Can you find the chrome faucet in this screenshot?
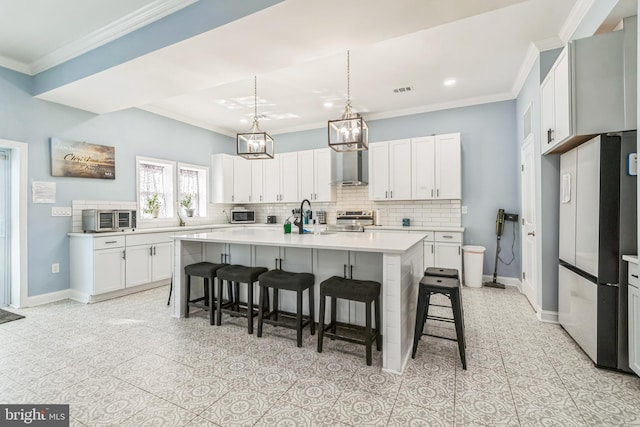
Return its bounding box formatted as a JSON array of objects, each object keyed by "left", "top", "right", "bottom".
[{"left": 294, "top": 199, "right": 311, "bottom": 234}]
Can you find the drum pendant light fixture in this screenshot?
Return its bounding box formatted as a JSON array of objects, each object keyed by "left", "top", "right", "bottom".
[
  {"left": 237, "top": 76, "right": 274, "bottom": 159},
  {"left": 328, "top": 50, "right": 368, "bottom": 152}
]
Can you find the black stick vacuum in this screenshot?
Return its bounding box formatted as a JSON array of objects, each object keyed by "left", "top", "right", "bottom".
[{"left": 484, "top": 209, "right": 518, "bottom": 289}]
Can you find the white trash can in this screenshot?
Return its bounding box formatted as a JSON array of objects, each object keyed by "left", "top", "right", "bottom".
[{"left": 462, "top": 245, "right": 485, "bottom": 288}]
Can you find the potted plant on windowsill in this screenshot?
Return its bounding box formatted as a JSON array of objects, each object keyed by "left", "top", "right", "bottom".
[
  {"left": 143, "top": 194, "right": 161, "bottom": 218},
  {"left": 180, "top": 193, "right": 195, "bottom": 217}
]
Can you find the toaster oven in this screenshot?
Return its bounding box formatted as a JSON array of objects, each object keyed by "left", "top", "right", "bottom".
[{"left": 82, "top": 209, "right": 136, "bottom": 232}]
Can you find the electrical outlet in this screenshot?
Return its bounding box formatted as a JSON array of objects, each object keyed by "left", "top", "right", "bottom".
[
  {"left": 461, "top": 206, "right": 468, "bottom": 214},
  {"left": 51, "top": 263, "right": 60, "bottom": 273},
  {"left": 51, "top": 207, "right": 72, "bottom": 217}
]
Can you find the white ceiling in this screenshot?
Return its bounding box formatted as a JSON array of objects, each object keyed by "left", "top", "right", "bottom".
[{"left": 1, "top": 0, "right": 637, "bottom": 136}]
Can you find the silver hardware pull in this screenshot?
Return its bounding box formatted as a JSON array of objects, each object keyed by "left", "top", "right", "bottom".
[
  {"left": 105, "top": 241, "right": 117, "bottom": 244},
  {"left": 527, "top": 231, "right": 535, "bottom": 236},
  {"left": 385, "top": 191, "right": 388, "bottom": 199},
  {"left": 350, "top": 265, "right": 354, "bottom": 279},
  {"left": 431, "top": 245, "right": 434, "bottom": 254},
  {"left": 275, "top": 258, "right": 278, "bottom": 269},
  {"left": 442, "top": 235, "right": 453, "bottom": 239},
  {"left": 153, "top": 246, "right": 156, "bottom": 256},
  {"left": 149, "top": 247, "right": 153, "bottom": 256},
  {"left": 344, "top": 264, "right": 347, "bottom": 278},
  {"left": 232, "top": 195, "right": 234, "bottom": 202},
  {"left": 390, "top": 191, "right": 393, "bottom": 198},
  {"left": 632, "top": 274, "right": 639, "bottom": 279},
  {"left": 431, "top": 189, "right": 434, "bottom": 197},
  {"left": 458, "top": 246, "right": 461, "bottom": 255},
  {"left": 279, "top": 258, "right": 283, "bottom": 269},
  {"left": 437, "top": 189, "right": 439, "bottom": 197},
  {"left": 122, "top": 250, "right": 126, "bottom": 260}
]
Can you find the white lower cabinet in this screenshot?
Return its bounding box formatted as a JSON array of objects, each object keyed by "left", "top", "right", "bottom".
[
  {"left": 628, "top": 262, "right": 640, "bottom": 375},
  {"left": 70, "top": 232, "right": 174, "bottom": 303},
  {"left": 94, "top": 246, "right": 126, "bottom": 294},
  {"left": 125, "top": 233, "right": 175, "bottom": 287},
  {"left": 313, "top": 249, "right": 383, "bottom": 326},
  {"left": 434, "top": 232, "right": 462, "bottom": 273}
]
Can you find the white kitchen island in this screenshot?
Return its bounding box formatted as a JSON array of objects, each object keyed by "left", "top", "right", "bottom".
[{"left": 172, "top": 227, "right": 425, "bottom": 374}]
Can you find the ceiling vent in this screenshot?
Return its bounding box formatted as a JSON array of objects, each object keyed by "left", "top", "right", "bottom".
[{"left": 393, "top": 86, "right": 413, "bottom": 94}]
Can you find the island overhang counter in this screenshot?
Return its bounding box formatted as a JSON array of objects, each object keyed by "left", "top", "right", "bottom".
[{"left": 172, "top": 227, "right": 426, "bottom": 374}]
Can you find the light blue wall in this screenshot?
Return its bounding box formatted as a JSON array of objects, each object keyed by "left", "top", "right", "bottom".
[
  {"left": 276, "top": 101, "right": 521, "bottom": 279},
  {"left": 0, "top": 66, "right": 233, "bottom": 296}
]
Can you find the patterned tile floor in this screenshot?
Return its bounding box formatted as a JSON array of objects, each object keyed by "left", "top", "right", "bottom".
[{"left": 2, "top": 285, "right": 640, "bottom": 426}]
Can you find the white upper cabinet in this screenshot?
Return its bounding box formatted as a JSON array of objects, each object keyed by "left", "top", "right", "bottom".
[
  {"left": 251, "top": 160, "right": 264, "bottom": 203},
  {"left": 369, "top": 139, "right": 412, "bottom": 201},
  {"left": 211, "top": 154, "right": 234, "bottom": 203},
  {"left": 298, "top": 148, "right": 337, "bottom": 202},
  {"left": 411, "top": 136, "right": 436, "bottom": 199},
  {"left": 233, "top": 156, "right": 252, "bottom": 204},
  {"left": 541, "top": 23, "right": 636, "bottom": 154},
  {"left": 279, "top": 152, "right": 299, "bottom": 203},
  {"left": 263, "top": 155, "right": 281, "bottom": 203},
  {"left": 434, "top": 133, "right": 461, "bottom": 199}
]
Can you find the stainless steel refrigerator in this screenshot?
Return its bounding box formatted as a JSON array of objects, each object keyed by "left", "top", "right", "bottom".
[{"left": 558, "top": 132, "right": 637, "bottom": 371}]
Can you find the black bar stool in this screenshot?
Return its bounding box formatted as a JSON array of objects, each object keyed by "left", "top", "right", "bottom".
[
  {"left": 317, "top": 276, "right": 381, "bottom": 366},
  {"left": 420, "top": 267, "right": 462, "bottom": 326},
  {"left": 215, "top": 265, "right": 268, "bottom": 334},
  {"left": 257, "top": 269, "right": 315, "bottom": 347},
  {"left": 183, "top": 262, "right": 229, "bottom": 325},
  {"left": 412, "top": 275, "right": 466, "bottom": 369}
]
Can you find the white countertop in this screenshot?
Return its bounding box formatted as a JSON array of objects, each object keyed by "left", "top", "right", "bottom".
[
  {"left": 68, "top": 223, "right": 462, "bottom": 237},
  {"left": 174, "top": 227, "right": 427, "bottom": 254},
  {"left": 623, "top": 254, "right": 638, "bottom": 264}
]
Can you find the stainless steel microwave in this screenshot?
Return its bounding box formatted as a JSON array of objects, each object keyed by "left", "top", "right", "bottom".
[
  {"left": 82, "top": 209, "right": 136, "bottom": 232},
  {"left": 230, "top": 209, "right": 255, "bottom": 224}
]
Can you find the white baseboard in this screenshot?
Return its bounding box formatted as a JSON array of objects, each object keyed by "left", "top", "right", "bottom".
[
  {"left": 69, "top": 280, "right": 169, "bottom": 304},
  {"left": 24, "top": 289, "right": 72, "bottom": 307},
  {"left": 537, "top": 308, "right": 559, "bottom": 323}
]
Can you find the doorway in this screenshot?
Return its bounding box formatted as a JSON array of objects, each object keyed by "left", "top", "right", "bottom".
[
  {"left": 0, "top": 139, "right": 27, "bottom": 308},
  {"left": 521, "top": 134, "right": 538, "bottom": 309},
  {"left": 0, "top": 148, "right": 8, "bottom": 306}
]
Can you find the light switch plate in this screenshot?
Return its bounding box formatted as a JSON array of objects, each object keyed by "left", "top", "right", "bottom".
[
  {"left": 628, "top": 153, "right": 637, "bottom": 176},
  {"left": 51, "top": 207, "right": 72, "bottom": 216},
  {"left": 461, "top": 206, "right": 468, "bottom": 214}
]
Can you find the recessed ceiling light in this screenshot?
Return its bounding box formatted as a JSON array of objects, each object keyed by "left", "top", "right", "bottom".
[
  {"left": 323, "top": 102, "right": 334, "bottom": 108},
  {"left": 444, "top": 79, "right": 456, "bottom": 86}
]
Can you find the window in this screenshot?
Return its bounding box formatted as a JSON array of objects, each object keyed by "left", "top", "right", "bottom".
[
  {"left": 137, "top": 157, "right": 175, "bottom": 219},
  {"left": 178, "top": 163, "right": 208, "bottom": 217}
]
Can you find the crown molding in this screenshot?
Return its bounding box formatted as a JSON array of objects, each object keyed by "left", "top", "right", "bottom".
[
  {"left": 510, "top": 43, "right": 539, "bottom": 98},
  {"left": 139, "top": 105, "right": 236, "bottom": 138},
  {"left": 0, "top": 55, "right": 31, "bottom": 74},
  {"left": 26, "top": 0, "right": 198, "bottom": 75},
  {"left": 534, "top": 36, "right": 565, "bottom": 52},
  {"left": 558, "top": 0, "right": 594, "bottom": 43}
]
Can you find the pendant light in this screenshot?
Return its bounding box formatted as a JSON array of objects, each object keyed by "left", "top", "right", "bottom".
[
  {"left": 328, "top": 50, "right": 369, "bottom": 152},
  {"left": 237, "top": 76, "right": 274, "bottom": 159}
]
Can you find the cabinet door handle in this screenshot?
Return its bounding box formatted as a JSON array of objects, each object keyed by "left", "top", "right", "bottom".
[
  {"left": 149, "top": 247, "right": 153, "bottom": 256},
  {"left": 458, "top": 246, "right": 461, "bottom": 255},
  {"left": 350, "top": 264, "right": 354, "bottom": 279},
  {"left": 105, "top": 240, "right": 118, "bottom": 244},
  {"left": 431, "top": 245, "right": 434, "bottom": 254},
  {"left": 279, "top": 258, "right": 283, "bottom": 270},
  {"left": 437, "top": 189, "right": 439, "bottom": 197},
  {"left": 390, "top": 190, "right": 393, "bottom": 199},
  {"left": 249, "top": 195, "right": 251, "bottom": 202},
  {"left": 344, "top": 264, "right": 347, "bottom": 278},
  {"left": 232, "top": 195, "right": 235, "bottom": 202},
  {"left": 442, "top": 235, "right": 453, "bottom": 239},
  {"left": 633, "top": 274, "right": 639, "bottom": 279},
  {"left": 385, "top": 191, "right": 388, "bottom": 199},
  {"left": 153, "top": 246, "right": 156, "bottom": 256},
  {"left": 547, "top": 128, "right": 554, "bottom": 143},
  {"left": 431, "top": 189, "right": 434, "bottom": 197},
  {"left": 275, "top": 258, "right": 279, "bottom": 269},
  {"left": 260, "top": 195, "right": 263, "bottom": 202},
  {"left": 122, "top": 250, "right": 126, "bottom": 260}
]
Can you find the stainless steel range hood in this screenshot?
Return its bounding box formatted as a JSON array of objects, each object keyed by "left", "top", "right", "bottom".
[{"left": 332, "top": 151, "right": 368, "bottom": 186}]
